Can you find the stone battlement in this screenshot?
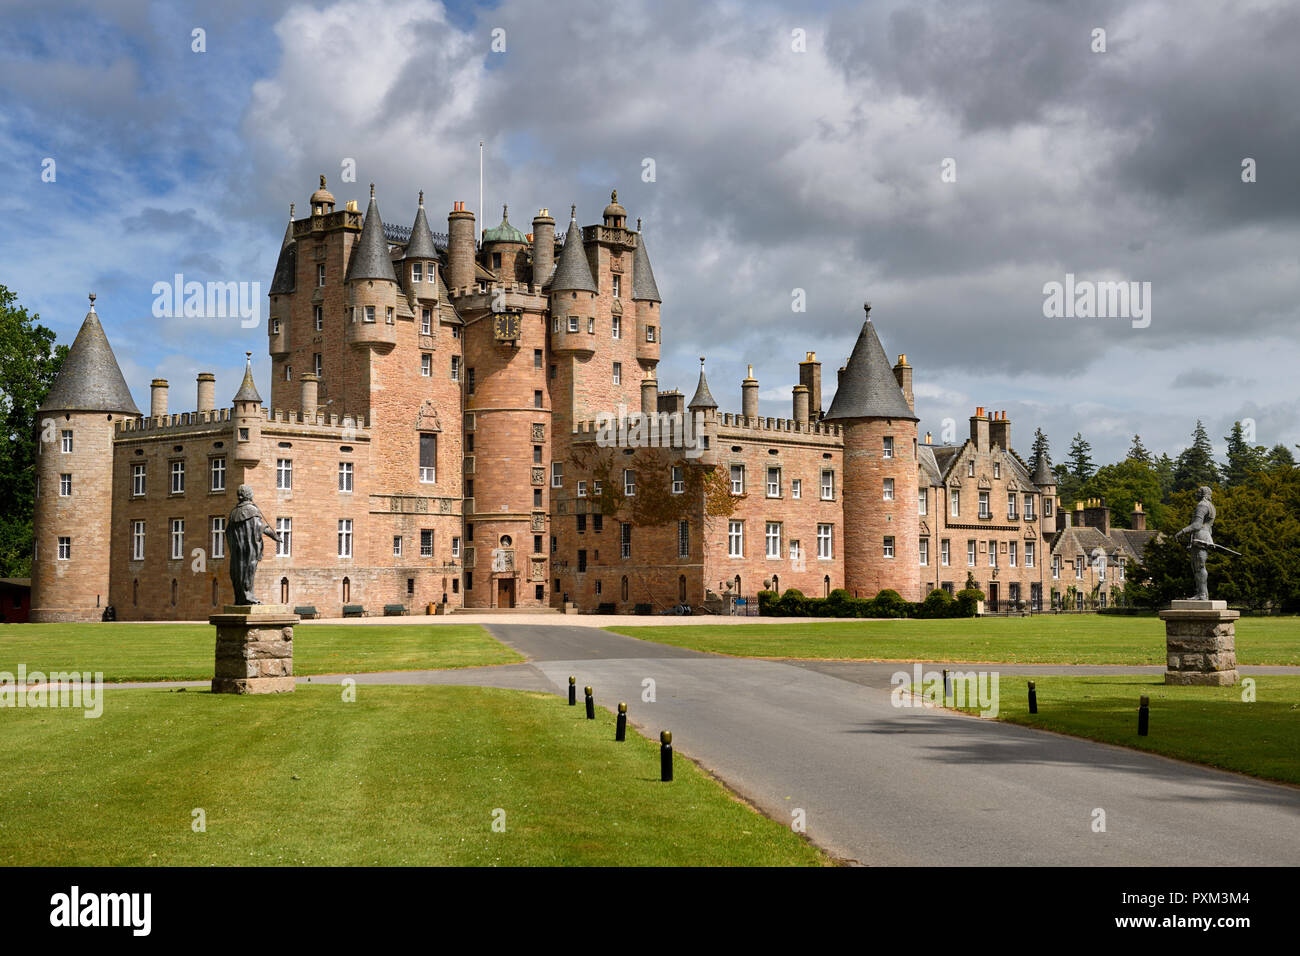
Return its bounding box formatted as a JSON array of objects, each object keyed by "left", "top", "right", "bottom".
[
  {"left": 718, "top": 412, "right": 841, "bottom": 439},
  {"left": 115, "top": 406, "right": 371, "bottom": 438}
]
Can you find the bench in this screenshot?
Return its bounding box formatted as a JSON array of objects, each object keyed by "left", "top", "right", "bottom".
[
  {"left": 383, "top": 604, "right": 408, "bottom": 616},
  {"left": 293, "top": 605, "right": 319, "bottom": 619},
  {"left": 596, "top": 602, "right": 616, "bottom": 614},
  {"left": 342, "top": 604, "right": 366, "bottom": 618},
  {"left": 634, "top": 603, "right": 653, "bottom": 615}
]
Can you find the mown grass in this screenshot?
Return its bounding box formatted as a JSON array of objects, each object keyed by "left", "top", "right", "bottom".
[
  {"left": 609, "top": 615, "right": 1300, "bottom": 665},
  {"left": 0, "top": 622, "right": 521, "bottom": 681},
  {"left": 0, "top": 685, "right": 828, "bottom": 866}
]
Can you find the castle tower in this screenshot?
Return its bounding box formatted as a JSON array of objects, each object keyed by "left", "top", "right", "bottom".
[
  {"left": 688, "top": 358, "right": 718, "bottom": 467},
  {"left": 631, "top": 218, "right": 661, "bottom": 377},
  {"left": 232, "top": 352, "right": 264, "bottom": 466},
  {"left": 446, "top": 201, "right": 476, "bottom": 292},
  {"left": 403, "top": 190, "right": 440, "bottom": 307},
  {"left": 547, "top": 205, "right": 599, "bottom": 439},
  {"left": 1032, "top": 450, "right": 1058, "bottom": 536},
  {"left": 824, "top": 304, "right": 920, "bottom": 601},
  {"left": 268, "top": 204, "right": 295, "bottom": 361},
  {"left": 31, "top": 294, "right": 141, "bottom": 622},
  {"left": 531, "top": 209, "right": 555, "bottom": 285},
  {"left": 482, "top": 205, "right": 528, "bottom": 283}
]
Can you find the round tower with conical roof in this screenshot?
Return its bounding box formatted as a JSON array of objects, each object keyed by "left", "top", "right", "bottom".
[
  {"left": 31, "top": 294, "right": 142, "bottom": 622},
  {"left": 632, "top": 218, "right": 661, "bottom": 372},
  {"left": 823, "top": 304, "right": 921, "bottom": 602},
  {"left": 344, "top": 184, "right": 398, "bottom": 351}
]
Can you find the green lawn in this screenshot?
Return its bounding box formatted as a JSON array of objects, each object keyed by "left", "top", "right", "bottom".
[
  {"left": 0, "top": 622, "right": 521, "bottom": 682},
  {"left": 0, "top": 685, "right": 827, "bottom": 866},
  {"left": 939, "top": 674, "right": 1300, "bottom": 786},
  {"left": 608, "top": 615, "right": 1300, "bottom": 666}
]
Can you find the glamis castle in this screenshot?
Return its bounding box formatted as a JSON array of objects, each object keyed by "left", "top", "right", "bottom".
[{"left": 29, "top": 178, "right": 1153, "bottom": 621}]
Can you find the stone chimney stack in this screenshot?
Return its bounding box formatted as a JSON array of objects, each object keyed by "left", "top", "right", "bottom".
[
  {"left": 641, "top": 373, "right": 658, "bottom": 416},
  {"left": 792, "top": 384, "right": 810, "bottom": 423},
  {"left": 150, "top": 378, "right": 169, "bottom": 418},
  {"left": 799, "top": 352, "right": 821, "bottom": 422},
  {"left": 300, "top": 372, "right": 319, "bottom": 420},
  {"left": 1081, "top": 497, "right": 1111, "bottom": 535},
  {"left": 1131, "top": 501, "right": 1147, "bottom": 531},
  {"left": 741, "top": 365, "right": 759, "bottom": 421},
  {"left": 989, "top": 409, "right": 1010, "bottom": 450},
  {"left": 970, "top": 406, "right": 991, "bottom": 451},
  {"left": 196, "top": 373, "right": 215, "bottom": 413},
  {"left": 447, "top": 201, "right": 476, "bottom": 292},
  {"left": 892, "top": 354, "right": 914, "bottom": 413},
  {"left": 531, "top": 208, "right": 555, "bottom": 286}
]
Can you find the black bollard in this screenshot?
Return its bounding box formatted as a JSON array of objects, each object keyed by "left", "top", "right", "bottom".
[
  {"left": 943, "top": 668, "right": 951, "bottom": 703},
  {"left": 585, "top": 685, "right": 595, "bottom": 720},
  {"left": 615, "top": 702, "right": 627, "bottom": 741},
  {"left": 1138, "top": 695, "right": 1149, "bottom": 736},
  {"left": 1028, "top": 680, "right": 1038, "bottom": 714},
  {"left": 568, "top": 676, "right": 576, "bottom": 706},
  {"left": 660, "top": 730, "right": 673, "bottom": 782}
]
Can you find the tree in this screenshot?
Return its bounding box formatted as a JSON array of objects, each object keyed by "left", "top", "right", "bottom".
[
  {"left": 1066, "top": 432, "right": 1095, "bottom": 482},
  {"left": 1029, "top": 428, "right": 1050, "bottom": 473},
  {"left": 1172, "top": 420, "right": 1219, "bottom": 492},
  {"left": 1127, "top": 434, "right": 1151, "bottom": 463},
  {"left": 0, "top": 286, "right": 67, "bottom": 576},
  {"left": 1265, "top": 444, "right": 1296, "bottom": 472},
  {"left": 1222, "top": 421, "right": 1266, "bottom": 487},
  {"left": 1153, "top": 453, "right": 1175, "bottom": 503},
  {"left": 1081, "top": 457, "right": 1165, "bottom": 529}
]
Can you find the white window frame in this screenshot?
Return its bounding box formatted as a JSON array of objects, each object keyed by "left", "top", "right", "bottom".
[
  {"left": 60, "top": 430, "right": 73, "bottom": 453},
  {"left": 671, "top": 467, "right": 684, "bottom": 495},
  {"left": 612, "top": 315, "right": 621, "bottom": 339},
  {"left": 883, "top": 436, "right": 894, "bottom": 459},
  {"left": 791, "top": 478, "right": 801, "bottom": 500},
  {"left": 728, "top": 520, "right": 744, "bottom": 558},
  {"left": 941, "top": 539, "right": 950, "bottom": 567},
  {"left": 276, "top": 518, "right": 292, "bottom": 557},
  {"left": 623, "top": 468, "right": 636, "bottom": 496},
  {"left": 170, "top": 518, "right": 184, "bottom": 560},
  {"left": 421, "top": 354, "right": 432, "bottom": 377},
  {"left": 59, "top": 473, "right": 71, "bottom": 496},
  {"left": 210, "top": 457, "right": 226, "bottom": 492},
  {"left": 767, "top": 467, "right": 780, "bottom": 498},
  {"left": 730, "top": 464, "right": 744, "bottom": 495},
  {"left": 338, "top": 519, "right": 353, "bottom": 558},
  {"left": 339, "top": 461, "right": 354, "bottom": 493},
  {"left": 883, "top": 477, "right": 894, "bottom": 501},
  {"left": 211, "top": 517, "right": 226, "bottom": 559},
  {"left": 967, "top": 540, "right": 976, "bottom": 567},
  {"left": 132, "top": 521, "right": 145, "bottom": 561},
  {"left": 170, "top": 460, "right": 185, "bottom": 494},
  {"left": 919, "top": 538, "right": 928, "bottom": 566},
  {"left": 1008, "top": 541, "right": 1017, "bottom": 567},
  {"left": 276, "top": 458, "right": 292, "bottom": 491},
  {"left": 816, "top": 524, "right": 833, "bottom": 560},
  {"left": 552, "top": 462, "right": 563, "bottom": 488},
  {"left": 820, "top": 469, "right": 834, "bottom": 500},
  {"left": 132, "top": 463, "right": 146, "bottom": 497},
  {"left": 766, "top": 522, "right": 781, "bottom": 559},
  {"left": 918, "top": 487, "right": 927, "bottom": 516},
  {"left": 57, "top": 536, "right": 71, "bottom": 560},
  {"left": 883, "top": 536, "right": 895, "bottom": 559},
  {"left": 612, "top": 362, "right": 622, "bottom": 385},
  {"left": 951, "top": 490, "right": 960, "bottom": 517}
]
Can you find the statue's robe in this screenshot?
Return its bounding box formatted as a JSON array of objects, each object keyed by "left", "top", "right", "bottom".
[{"left": 227, "top": 501, "right": 271, "bottom": 602}]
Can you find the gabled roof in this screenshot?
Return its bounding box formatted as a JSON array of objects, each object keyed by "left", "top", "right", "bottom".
[
  {"left": 632, "top": 231, "right": 661, "bottom": 302},
  {"left": 345, "top": 188, "right": 398, "bottom": 283},
  {"left": 823, "top": 315, "right": 917, "bottom": 422},
  {"left": 269, "top": 211, "right": 296, "bottom": 295},
  {"left": 918, "top": 445, "right": 943, "bottom": 485},
  {"left": 550, "top": 209, "right": 597, "bottom": 293},
  {"left": 40, "top": 297, "right": 141, "bottom": 415},
  {"left": 403, "top": 193, "right": 438, "bottom": 260},
  {"left": 688, "top": 361, "right": 717, "bottom": 409}
]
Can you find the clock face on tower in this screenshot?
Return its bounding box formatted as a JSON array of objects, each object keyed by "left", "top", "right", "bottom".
[{"left": 493, "top": 313, "right": 521, "bottom": 342}]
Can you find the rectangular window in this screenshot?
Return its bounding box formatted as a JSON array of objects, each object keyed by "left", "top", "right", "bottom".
[
  {"left": 59, "top": 473, "right": 71, "bottom": 496},
  {"left": 132, "top": 463, "right": 146, "bottom": 497},
  {"left": 419, "top": 434, "right": 436, "bottom": 483},
  {"left": 577, "top": 480, "right": 588, "bottom": 498},
  {"left": 883, "top": 478, "right": 894, "bottom": 501},
  {"left": 1076, "top": 554, "right": 1084, "bottom": 579},
  {"left": 534, "top": 390, "right": 543, "bottom": 408},
  {"left": 313, "top": 353, "right": 322, "bottom": 377},
  {"left": 951, "top": 490, "right": 960, "bottom": 517},
  {"left": 276, "top": 518, "right": 292, "bottom": 556},
  {"left": 412, "top": 262, "right": 423, "bottom": 283},
  {"left": 620, "top": 523, "right": 632, "bottom": 559},
  {"left": 1024, "top": 495, "right": 1035, "bottom": 520},
  {"left": 1053, "top": 555, "right": 1061, "bottom": 579},
  {"left": 918, "top": 487, "right": 927, "bottom": 515},
  {"left": 57, "top": 536, "right": 70, "bottom": 560},
  {"left": 968, "top": 460, "right": 975, "bottom": 477},
  {"left": 791, "top": 478, "right": 801, "bottom": 499},
  {"left": 671, "top": 466, "right": 684, "bottom": 494},
  {"left": 577, "top": 549, "right": 587, "bottom": 572},
  {"left": 419, "top": 308, "right": 431, "bottom": 335},
  {"left": 646, "top": 325, "right": 656, "bottom": 342},
  {"left": 420, "top": 530, "right": 433, "bottom": 557},
  {"left": 170, "top": 518, "right": 184, "bottom": 560},
  {"left": 467, "top": 369, "right": 476, "bottom": 394},
  {"left": 171, "top": 460, "right": 185, "bottom": 494},
  {"left": 211, "top": 517, "right": 226, "bottom": 559},
  {"left": 577, "top": 513, "right": 586, "bottom": 533},
  {"left": 817, "top": 524, "right": 833, "bottom": 559},
  {"left": 386, "top": 307, "right": 394, "bottom": 324},
  {"left": 1008, "top": 541, "right": 1017, "bottom": 567},
  {"left": 988, "top": 541, "right": 997, "bottom": 568},
  {"left": 1045, "top": 498, "right": 1054, "bottom": 517},
  {"left": 967, "top": 540, "right": 976, "bottom": 567},
  {"left": 338, "top": 461, "right": 353, "bottom": 492},
  {"left": 592, "top": 514, "right": 603, "bottom": 532},
  {"left": 207, "top": 457, "right": 225, "bottom": 493},
  {"left": 568, "top": 315, "right": 579, "bottom": 333},
  {"left": 132, "top": 521, "right": 145, "bottom": 561},
  {"left": 612, "top": 315, "right": 621, "bottom": 339},
  {"left": 883, "top": 536, "right": 895, "bottom": 559},
  {"left": 451, "top": 356, "right": 460, "bottom": 381},
  {"left": 318, "top": 264, "right": 326, "bottom": 287},
  {"left": 941, "top": 539, "right": 950, "bottom": 566},
  {"left": 315, "top": 306, "right": 324, "bottom": 331},
  {"left": 730, "top": 464, "right": 744, "bottom": 495},
  {"left": 678, "top": 520, "right": 689, "bottom": 558},
  {"left": 883, "top": 436, "right": 894, "bottom": 459},
  {"left": 394, "top": 535, "right": 403, "bottom": 557},
  {"left": 612, "top": 274, "right": 621, "bottom": 298},
  {"left": 1026, "top": 542, "right": 1035, "bottom": 567},
  {"left": 919, "top": 538, "right": 928, "bottom": 566},
  {"left": 820, "top": 470, "right": 834, "bottom": 500},
  {"left": 612, "top": 362, "right": 622, "bottom": 385},
  {"left": 1007, "top": 492, "right": 1017, "bottom": 519},
  {"left": 277, "top": 459, "right": 292, "bottom": 490},
  {"left": 623, "top": 468, "right": 636, "bottom": 496},
  {"left": 766, "top": 522, "right": 781, "bottom": 559},
  {"left": 365, "top": 305, "right": 375, "bottom": 323},
  {"left": 451, "top": 536, "right": 461, "bottom": 558},
  {"left": 61, "top": 430, "right": 73, "bottom": 453},
  {"left": 533, "top": 488, "right": 542, "bottom": 507},
  {"left": 728, "top": 521, "right": 744, "bottom": 558},
  {"left": 532, "top": 445, "right": 541, "bottom": 464},
  {"left": 338, "top": 519, "right": 353, "bottom": 558},
  {"left": 978, "top": 491, "right": 990, "bottom": 518},
  {"left": 421, "top": 354, "right": 431, "bottom": 377},
  {"left": 533, "top": 348, "right": 543, "bottom": 369},
  {"left": 767, "top": 467, "right": 780, "bottom": 497},
  {"left": 551, "top": 462, "right": 563, "bottom": 488},
  {"left": 994, "top": 462, "right": 1001, "bottom": 479}
]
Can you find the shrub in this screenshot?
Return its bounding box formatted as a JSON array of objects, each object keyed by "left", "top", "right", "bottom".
[{"left": 757, "top": 586, "right": 978, "bottom": 618}]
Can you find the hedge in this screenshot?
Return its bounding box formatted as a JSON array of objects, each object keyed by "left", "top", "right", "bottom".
[{"left": 757, "top": 587, "right": 983, "bottom": 619}]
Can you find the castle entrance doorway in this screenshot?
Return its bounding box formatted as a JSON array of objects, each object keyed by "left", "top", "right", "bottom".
[{"left": 497, "top": 578, "right": 516, "bottom": 608}]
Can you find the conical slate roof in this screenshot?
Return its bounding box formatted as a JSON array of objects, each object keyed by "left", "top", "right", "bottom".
[
  {"left": 631, "top": 230, "right": 661, "bottom": 302},
  {"left": 550, "top": 208, "right": 597, "bottom": 293},
  {"left": 40, "top": 297, "right": 141, "bottom": 415},
  {"left": 269, "top": 208, "right": 296, "bottom": 295},
  {"left": 232, "top": 354, "right": 262, "bottom": 403},
  {"left": 345, "top": 186, "right": 398, "bottom": 283},
  {"left": 688, "top": 361, "right": 717, "bottom": 409},
  {"left": 1032, "top": 453, "right": 1055, "bottom": 485},
  {"left": 403, "top": 192, "right": 438, "bottom": 260},
  {"left": 823, "top": 311, "right": 917, "bottom": 422}
]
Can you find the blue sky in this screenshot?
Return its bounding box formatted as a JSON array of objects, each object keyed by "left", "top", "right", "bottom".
[{"left": 3, "top": 0, "right": 1299, "bottom": 466}]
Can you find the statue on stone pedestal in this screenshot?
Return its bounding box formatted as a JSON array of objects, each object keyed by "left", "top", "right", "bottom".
[
  {"left": 226, "top": 484, "right": 282, "bottom": 605},
  {"left": 1173, "top": 486, "right": 1240, "bottom": 601}
]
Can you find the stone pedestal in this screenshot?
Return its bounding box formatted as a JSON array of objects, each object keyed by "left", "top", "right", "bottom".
[
  {"left": 209, "top": 605, "right": 299, "bottom": 694},
  {"left": 1159, "top": 599, "right": 1238, "bottom": 686}
]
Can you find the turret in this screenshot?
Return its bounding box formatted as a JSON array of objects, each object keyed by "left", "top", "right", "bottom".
[
  {"left": 687, "top": 358, "right": 717, "bottom": 465},
  {"left": 232, "top": 352, "right": 263, "bottom": 464},
  {"left": 824, "top": 304, "right": 920, "bottom": 601},
  {"left": 482, "top": 205, "right": 528, "bottom": 283},
  {"left": 344, "top": 184, "right": 398, "bottom": 350},
  {"left": 1032, "top": 450, "right": 1057, "bottom": 535},
  {"left": 549, "top": 205, "right": 598, "bottom": 355},
  {"left": 31, "top": 294, "right": 140, "bottom": 622},
  {"left": 268, "top": 203, "right": 295, "bottom": 358},
  {"left": 531, "top": 208, "right": 555, "bottom": 286},
  {"left": 741, "top": 365, "right": 759, "bottom": 421},
  {"left": 446, "top": 200, "right": 476, "bottom": 292},
  {"left": 792, "top": 384, "right": 810, "bottom": 423},
  {"left": 403, "top": 191, "right": 439, "bottom": 299},
  {"left": 641, "top": 373, "right": 659, "bottom": 416},
  {"left": 632, "top": 220, "right": 661, "bottom": 368}
]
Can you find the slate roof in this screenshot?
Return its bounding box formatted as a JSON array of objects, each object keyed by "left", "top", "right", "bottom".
[
  {"left": 345, "top": 190, "right": 398, "bottom": 283},
  {"left": 631, "top": 232, "right": 661, "bottom": 302},
  {"left": 40, "top": 300, "right": 141, "bottom": 415},
  {"left": 918, "top": 445, "right": 944, "bottom": 485},
  {"left": 269, "top": 214, "right": 296, "bottom": 295},
  {"left": 1032, "top": 453, "right": 1054, "bottom": 485},
  {"left": 232, "top": 355, "right": 262, "bottom": 404},
  {"left": 550, "top": 209, "right": 597, "bottom": 293},
  {"left": 688, "top": 363, "right": 717, "bottom": 409},
  {"left": 403, "top": 195, "right": 438, "bottom": 260},
  {"left": 823, "top": 317, "right": 917, "bottom": 422}
]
